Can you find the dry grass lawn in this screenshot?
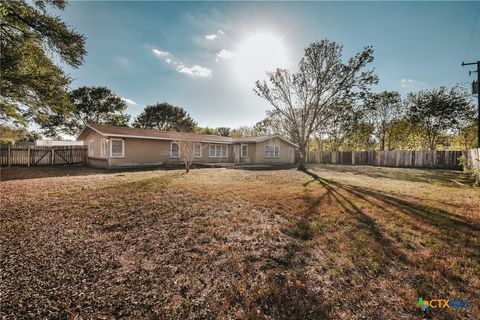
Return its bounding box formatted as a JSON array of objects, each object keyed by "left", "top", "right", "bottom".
[{"left": 1, "top": 165, "right": 479, "bottom": 319}]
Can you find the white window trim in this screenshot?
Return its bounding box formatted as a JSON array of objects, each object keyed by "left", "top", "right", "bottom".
[
  {"left": 241, "top": 144, "right": 248, "bottom": 158},
  {"left": 110, "top": 138, "right": 124, "bottom": 158},
  {"left": 170, "top": 142, "right": 180, "bottom": 158},
  {"left": 88, "top": 140, "right": 95, "bottom": 157},
  {"left": 194, "top": 143, "right": 202, "bottom": 158},
  {"left": 209, "top": 144, "right": 228, "bottom": 158},
  {"left": 264, "top": 145, "right": 280, "bottom": 158},
  {"left": 100, "top": 138, "right": 108, "bottom": 158}
]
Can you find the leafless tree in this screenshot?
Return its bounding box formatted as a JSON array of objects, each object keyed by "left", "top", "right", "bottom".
[
  {"left": 254, "top": 40, "right": 377, "bottom": 170},
  {"left": 172, "top": 132, "right": 203, "bottom": 173}
]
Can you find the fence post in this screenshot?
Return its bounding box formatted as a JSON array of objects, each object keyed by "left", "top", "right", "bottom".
[
  {"left": 51, "top": 148, "right": 54, "bottom": 165},
  {"left": 27, "top": 146, "right": 31, "bottom": 167},
  {"left": 7, "top": 145, "right": 11, "bottom": 167}
]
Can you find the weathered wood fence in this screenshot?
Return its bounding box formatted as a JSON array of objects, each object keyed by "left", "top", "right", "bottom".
[
  {"left": 0, "top": 146, "right": 87, "bottom": 167},
  {"left": 462, "top": 148, "right": 480, "bottom": 173},
  {"left": 306, "top": 149, "right": 480, "bottom": 170}
]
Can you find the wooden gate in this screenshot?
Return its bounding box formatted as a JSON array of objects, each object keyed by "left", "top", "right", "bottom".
[{"left": 0, "top": 146, "right": 87, "bottom": 167}]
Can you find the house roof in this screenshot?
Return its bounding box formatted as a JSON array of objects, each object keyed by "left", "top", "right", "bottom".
[
  {"left": 77, "top": 124, "right": 298, "bottom": 147},
  {"left": 78, "top": 124, "right": 233, "bottom": 144},
  {"left": 233, "top": 135, "right": 298, "bottom": 147}
]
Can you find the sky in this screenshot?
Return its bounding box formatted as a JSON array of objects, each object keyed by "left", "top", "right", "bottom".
[{"left": 60, "top": 1, "right": 480, "bottom": 129}]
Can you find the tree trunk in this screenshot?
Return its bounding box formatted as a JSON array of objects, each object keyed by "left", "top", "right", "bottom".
[
  {"left": 297, "top": 148, "right": 307, "bottom": 171},
  {"left": 380, "top": 137, "right": 385, "bottom": 151}
]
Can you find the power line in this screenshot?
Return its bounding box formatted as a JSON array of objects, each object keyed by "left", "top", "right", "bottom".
[{"left": 463, "top": 7, "right": 480, "bottom": 61}]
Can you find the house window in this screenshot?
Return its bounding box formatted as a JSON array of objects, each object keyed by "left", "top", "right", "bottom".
[
  {"left": 110, "top": 139, "right": 124, "bottom": 158},
  {"left": 264, "top": 145, "right": 279, "bottom": 158},
  {"left": 171, "top": 142, "right": 180, "bottom": 158},
  {"left": 100, "top": 139, "right": 108, "bottom": 158},
  {"left": 194, "top": 143, "right": 202, "bottom": 158},
  {"left": 209, "top": 144, "right": 228, "bottom": 157},
  {"left": 88, "top": 140, "right": 95, "bottom": 157},
  {"left": 241, "top": 144, "right": 248, "bottom": 157}
]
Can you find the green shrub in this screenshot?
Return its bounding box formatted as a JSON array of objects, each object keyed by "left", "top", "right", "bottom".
[{"left": 0, "top": 138, "right": 15, "bottom": 146}]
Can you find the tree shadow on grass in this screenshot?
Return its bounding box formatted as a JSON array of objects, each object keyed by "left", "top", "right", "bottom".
[
  {"left": 299, "top": 170, "right": 480, "bottom": 318},
  {"left": 308, "top": 164, "right": 474, "bottom": 187},
  {"left": 302, "top": 170, "right": 480, "bottom": 287},
  {"left": 304, "top": 170, "right": 480, "bottom": 236},
  {"left": 301, "top": 171, "right": 411, "bottom": 265}
]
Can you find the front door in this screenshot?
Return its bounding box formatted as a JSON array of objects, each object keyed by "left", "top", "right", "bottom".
[{"left": 234, "top": 145, "right": 240, "bottom": 163}]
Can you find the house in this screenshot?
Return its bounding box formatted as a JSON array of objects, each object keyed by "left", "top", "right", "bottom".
[{"left": 77, "top": 124, "right": 297, "bottom": 168}]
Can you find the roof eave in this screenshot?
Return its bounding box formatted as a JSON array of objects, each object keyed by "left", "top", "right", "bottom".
[
  {"left": 81, "top": 131, "right": 233, "bottom": 144},
  {"left": 77, "top": 125, "right": 106, "bottom": 141}
]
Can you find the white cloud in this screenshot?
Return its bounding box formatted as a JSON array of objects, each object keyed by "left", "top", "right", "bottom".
[
  {"left": 205, "top": 34, "right": 217, "bottom": 40},
  {"left": 400, "top": 78, "right": 427, "bottom": 88},
  {"left": 204, "top": 30, "right": 226, "bottom": 42},
  {"left": 121, "top": 97, "right": 137, "bottom": 105},
  {"left": 116, "top": 56, "right": 129, "bottom": 67},
  {"left": 216, "top": 49, "right": 235, "bottom": 61},
  {"left": 177, "top": 64, "right": 212, "bottom": 77},
  {"left": 151, "top": 47, "right": 211, "bottom": 78},
  {"left": 152, "top": 48, "right": 170, "bottom": 57}
]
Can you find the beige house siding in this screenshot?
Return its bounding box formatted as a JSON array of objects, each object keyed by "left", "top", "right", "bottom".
[
  {"left": 87, "top": 157, "right": 108, "bottom": 168},
  {"left": 109, "top": 138, "right": 170, "bottom": 167},
  {"left": 254, "top": 137, "right": 294, "bottom": 164},
  {"left": 237, "top": 143, "right": 256, "bottom": 164},
  {"left": 84, "top": 131, "right": 103, "bottom": 159},
  {"left": 108, "top": 138, "right": 235, "bottom": 167}
]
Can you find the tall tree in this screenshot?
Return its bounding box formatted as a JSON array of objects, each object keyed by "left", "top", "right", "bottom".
[
  {"left": 216, "top": 127, "right": 231, "bottom": 137},
  {"left": 0, "top": 124, "right": 26, "bottom": 145},
  {"left": 0, "top": 0, "right": 86, "bottom": 126},
  {"left": 42, "top": 87, "right": 130, "bottom": 136},
  {"left": 230, "top": 126, "right": 258, "bottom": 137},
  {"left": 342, "top": 121, "right": 375, "bottom": 151},
  {"left": 386, "top": 119, "right": 422, "bottom": 150},
  {"left": 315, "top": 100, "right": 366, "bottom": 151},
  {"left": 452, "top": 121, "right": 478, "bottom": 149},
  {"left": 196, "top": 127, "right": 218, "bottom": 135},
  {"left": 367, "top": 91, "right": 402, "bottom": 150},
  {"left": 406, "top": 86, "right": 475, "bottom": 150},
  {"left": 255, "top": 109, "right": 298, "bottom": 141},
  {"left": 254, "top": 40, "right": 377, "bottom": 170},
  {"left": 133, "top": 103, "right": 196, "bottom": 132}
]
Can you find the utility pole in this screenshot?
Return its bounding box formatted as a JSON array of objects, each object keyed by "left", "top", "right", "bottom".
[{"left": 461, "top": 60, "right": 480, "bottom": 148}]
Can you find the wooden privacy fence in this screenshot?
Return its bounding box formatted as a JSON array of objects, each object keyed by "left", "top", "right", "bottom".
[
  {"left": 463, "top": 148, "right": 480, "bottom": 172},
  {"left": 0, "top": 146, "right": 87, "bottom": 167},
  {"left": 306, "top": 149, "right": 479, "bottom": 170}
]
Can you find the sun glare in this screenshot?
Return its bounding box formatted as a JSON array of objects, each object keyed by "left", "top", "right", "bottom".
[{"left": 232, "top": 32, "right": 289, "bottom": 87}]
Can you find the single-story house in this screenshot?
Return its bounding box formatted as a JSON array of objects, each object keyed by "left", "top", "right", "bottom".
[{"left": 77, "top": 124, "right": 298, "bottom": 168}]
